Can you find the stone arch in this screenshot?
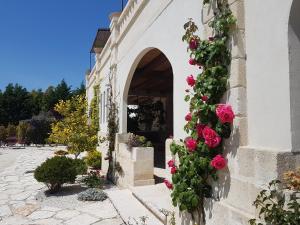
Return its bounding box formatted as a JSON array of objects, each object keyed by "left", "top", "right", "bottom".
[
  {"left": 123, "top": 48, "right": 174, "bottom": 168},
  {"left": 289, "top": 0, "right": 300, "bottom": 152}
]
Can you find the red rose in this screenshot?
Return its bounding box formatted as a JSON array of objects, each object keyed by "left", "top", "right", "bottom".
[
  {"left": 185, "top": 138, "right": 197, "bottom": 152},
  {"left": 201, "top": 96, "right": 208, "bottom": 102},
  {"left": 202, "top": 126, "right": 221, "bottom": 148},
  {"left": 186, "top": 75, "right": 196, "bottom": 87},
  {"left": 167, "top": 159, "right": 175, "bottom": 168},
  {"left": 211, "top": 155, "right": 227, "bottom": 170},
  {"left": 208, "top": 36, "right": 214, "bottom": 41},
  {"left": 189, "top": 39, "right": 198, "bottom": 50},
  {"left": 171, "top": 166, "right": 177, "bottom": 174},
  {"left": 189, "top": 58, "right": 197, "bottom": 65},
  {"left": 164, "top": 179, "right": 173, "bottom": 189},
  {"left": 216, "top": 104, "right": 235, "bottom": 124},
  {"left": 185, "top": 112, "right": 192, "bottom": 121},
  {"left": 196, "top": 124, "right": 206, "bottom": 138}
]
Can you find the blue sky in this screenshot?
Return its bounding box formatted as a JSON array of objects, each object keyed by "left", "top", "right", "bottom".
[{"left": 0, "top": 0, "right": 126, "bottom": 91}]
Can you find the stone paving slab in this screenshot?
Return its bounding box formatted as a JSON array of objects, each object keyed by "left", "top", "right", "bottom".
[{"left": 0, "top": 148, "right": 125, "bottom": 225}]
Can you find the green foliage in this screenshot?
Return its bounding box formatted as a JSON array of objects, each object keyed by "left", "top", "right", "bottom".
[
  {"left": 0, "top": 125, "right": 7, "bottom": 145},
  {"left": 249, "top": 180, "right": 300, "bottom": 225},
  {"left": 170, "top": 0, "right": 236, "bottom": 222},
  {"left": 16, "top": 121, "right": 31, "bottom": 144},
  {"left": 127, "top": 133, "right": 152, "bottom": 148},
  {"left": 78, "top": 188, "right": 107, "bottom": 201},
  {"left": 6, "top": 124, "right": 16, "bottom": 137},
  {"left": 34, "top": 156, "right": 78, "bottom": 193},
  {"left": 90, "top": 85, "right": 100, "bottom": 133},
  {"left": 85, "top": 150, "right": 102, "bottom": 169},
  {"left": 49, "top": 95, "right": 98, "bottom": 158},
  {"left": 73, "top": 158, "right": 88, "bottom": 175},
  {"left": 80, "top": 170, "right": 103, "bottom": 188}
]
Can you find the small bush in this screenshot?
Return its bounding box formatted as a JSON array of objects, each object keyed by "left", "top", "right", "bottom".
[
  {"left": 127, "top": 133, "right": 152, "bottom": 149},
  {"left": 77, "top": 188, "right": 107, "bottom": 201},
  {"left": 73, "top": 158, "right": 88, "bottom": 175},
  {"left": 34, "top": 156, "right": 77, "bottom": 193},
  {"left": 80, "top": 170, "right": 103, "bottom": 188},
  {"left": 85, "top": 151, "right": 102, "bottom": 169},
  {"left": 283, "top": 167, "right": 300, "bottom": 191},
  {"left": 54, "top": 150, "right": 68, "bottom": 156}
]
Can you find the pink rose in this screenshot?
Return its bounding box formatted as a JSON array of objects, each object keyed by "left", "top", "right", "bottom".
[
  {"left": 186, "top": 75, "right": 196, "bottom": 87},
  {"left": 185, "top": 138, "right": 197, "bottom": 152},
  {"left": 164, "top": 179, "right": 173, "bottom": 189},
  {"left": 168, "top": 159, "right": 175, "bottom": 168},
  {"left": 189, "top": 58, "right": 197, "bottom": 65},
  {"left": 171, "top": 166, "right": 177, "bottom": 174},
  {"left": 211, "top": 155, "right": 227, "bottom": 170},
  {"left": 216, "top": 104, "right": 235, "bottom": 124},
  {"left": 189, "top": 39, "right": 198, "bottom": 50},
  {"left": 201, "top": 96, "right": 208, "bottom": 102},
  {"left": 202, "top": 126, "right": 221, "bottom": 148},
  {"left": 185, "top": 113, "right": 192, "bottom": 121},
  {"left": 196, "top": 124, "right": 206, "bottom": 139}
]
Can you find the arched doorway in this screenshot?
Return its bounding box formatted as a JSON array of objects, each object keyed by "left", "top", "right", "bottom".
[
  {"left": 126, "top": 49, "right": 173, "bottom": 168},
  {"left": 289, "top": 0, "right": 300, "bottom": 152}
]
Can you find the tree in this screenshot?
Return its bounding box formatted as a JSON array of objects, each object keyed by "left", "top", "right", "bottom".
[
  {"left": 1, "top": 84, "right": 31, "bottom": 125},
  {"left": 55, "top": 79, "right": 71, "bottom": 102},
  {"left": 6, "top": 124, "right": 16, "bottom": 137},
  {"left": 72, "top": 81, "right": 86, "bottom": 97},
  {"left": 28, "top": 89, "right": 44, "bottom": 116},
  {"left": 49, "top": 95, "right": 97, "bottom": 158},
  {"left": 17, "top": 121, "right": 30, "bottom": 145},
  {"left": 0, "top": 125, "right": 7, "bottom": 146}
]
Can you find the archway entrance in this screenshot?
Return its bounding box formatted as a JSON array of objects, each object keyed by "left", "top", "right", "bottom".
[{"left": 127, "top": 49, "right": 173, "bottom": 168}]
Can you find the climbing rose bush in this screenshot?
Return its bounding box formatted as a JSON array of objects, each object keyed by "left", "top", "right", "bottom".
[{"left": 167, "top": 0, "right": 237, "bottom": 222}]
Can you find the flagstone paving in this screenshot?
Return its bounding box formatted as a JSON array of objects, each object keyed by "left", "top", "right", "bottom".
[{"left": 0, "top": 148, "right": 124, "bottom": 225}]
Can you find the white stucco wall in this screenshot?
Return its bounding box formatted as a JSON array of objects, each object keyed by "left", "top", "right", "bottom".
[
  {"left": 116, "top": 0, "right": 203, "bottom": 139},
  {"left": 245, "top": 0, "right": 294, "bottom": 151}
]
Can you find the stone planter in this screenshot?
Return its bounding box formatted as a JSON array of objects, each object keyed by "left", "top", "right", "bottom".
[{"left": 115, "top": 141, "right": 155, "bottom": 188}]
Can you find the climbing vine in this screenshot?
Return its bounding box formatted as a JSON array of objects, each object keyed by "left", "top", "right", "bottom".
[
  {"left": 90, "top": 84, "right": 100, "bottom": 134},
  {"left": 165, "top": 0, "right": 236, "bottom": 224},
  {"left": 106, "top": 65, "right": 119, "bottom": 181}
]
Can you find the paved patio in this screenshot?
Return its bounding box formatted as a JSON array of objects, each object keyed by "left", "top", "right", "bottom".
[{"left": 0, "top": 148, "right": 124, "bottom": 225}]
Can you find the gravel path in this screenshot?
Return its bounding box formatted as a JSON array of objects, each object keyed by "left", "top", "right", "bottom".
[{"left": 0, "top": 148, "right": 124, "bottom": 225}]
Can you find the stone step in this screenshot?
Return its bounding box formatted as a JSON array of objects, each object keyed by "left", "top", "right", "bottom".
[
  {"left": 105, "top": 189, "right": 164, "bottom": 225},
  {"left": 131, "top": 184, "right": 174, "bottom": 224}
]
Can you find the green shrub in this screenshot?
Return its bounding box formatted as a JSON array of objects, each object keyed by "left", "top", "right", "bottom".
[
  {"left": 73, "top": 158, "right": 88, "bottom": 175},
  {"left": 127, "top": 133, "right": 152, "bottom": 149},
  {"left": 54, "top": 150, "right": 68, "bottom": 156},
  {"left": 80, "top": 170, "right": 103, "bottom": 188},
  {"left": 78, "top": 188, "right": 107, "bottom": 201},
  {"left": 85, "top": 151, "right": 102, "bottom": 169},
  {"left": 34, "top": 156, "right": 77, "bottom": 193}
]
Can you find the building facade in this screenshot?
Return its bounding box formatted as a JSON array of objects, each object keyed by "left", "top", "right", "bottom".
[{"left": 86, "top": 0, "right": 300, "bottom": 224}]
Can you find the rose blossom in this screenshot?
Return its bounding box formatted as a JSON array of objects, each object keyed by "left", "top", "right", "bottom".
[
  {"left": 168, "top": 159, "right": 175, "bottom": 168},
  {"left": 164, "top": 179, "right": 173, "bottom": 189},
  {"left": 202, "top": 126, "right": 221, "bottom": 148},
  {"left": 185, "top": 112, "right": 192, "bottom": 121},
  {"left": 186, "top": 75, "right": 196, "bottom": 87},
  {"left": 185, "top": 138, "right": 197, "bottom": 152},
  {"left": 189, "top": 39, "right": 198, "bottom": 50},
  {"left": 196, "top": 124, "right": 206, "bottom": 139},
  {"left": 201, "top": 95, "right": 208, "bottom": 102},
  {"left": 216, "top": 104, "right": 235, "bottom": 124},
  {"left": 211, "top": 155, "right": 227, "bottom": 170},
  {"left": 189, "top": 58, "right": 197, "bottom": 65},
  {"left": 171, "top": 166, "right": 177, "bottom": 174}
]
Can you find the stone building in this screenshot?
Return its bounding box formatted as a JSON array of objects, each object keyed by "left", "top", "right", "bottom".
[{"left": 85, "top": 0, "right": 300, "bottom": 224}]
